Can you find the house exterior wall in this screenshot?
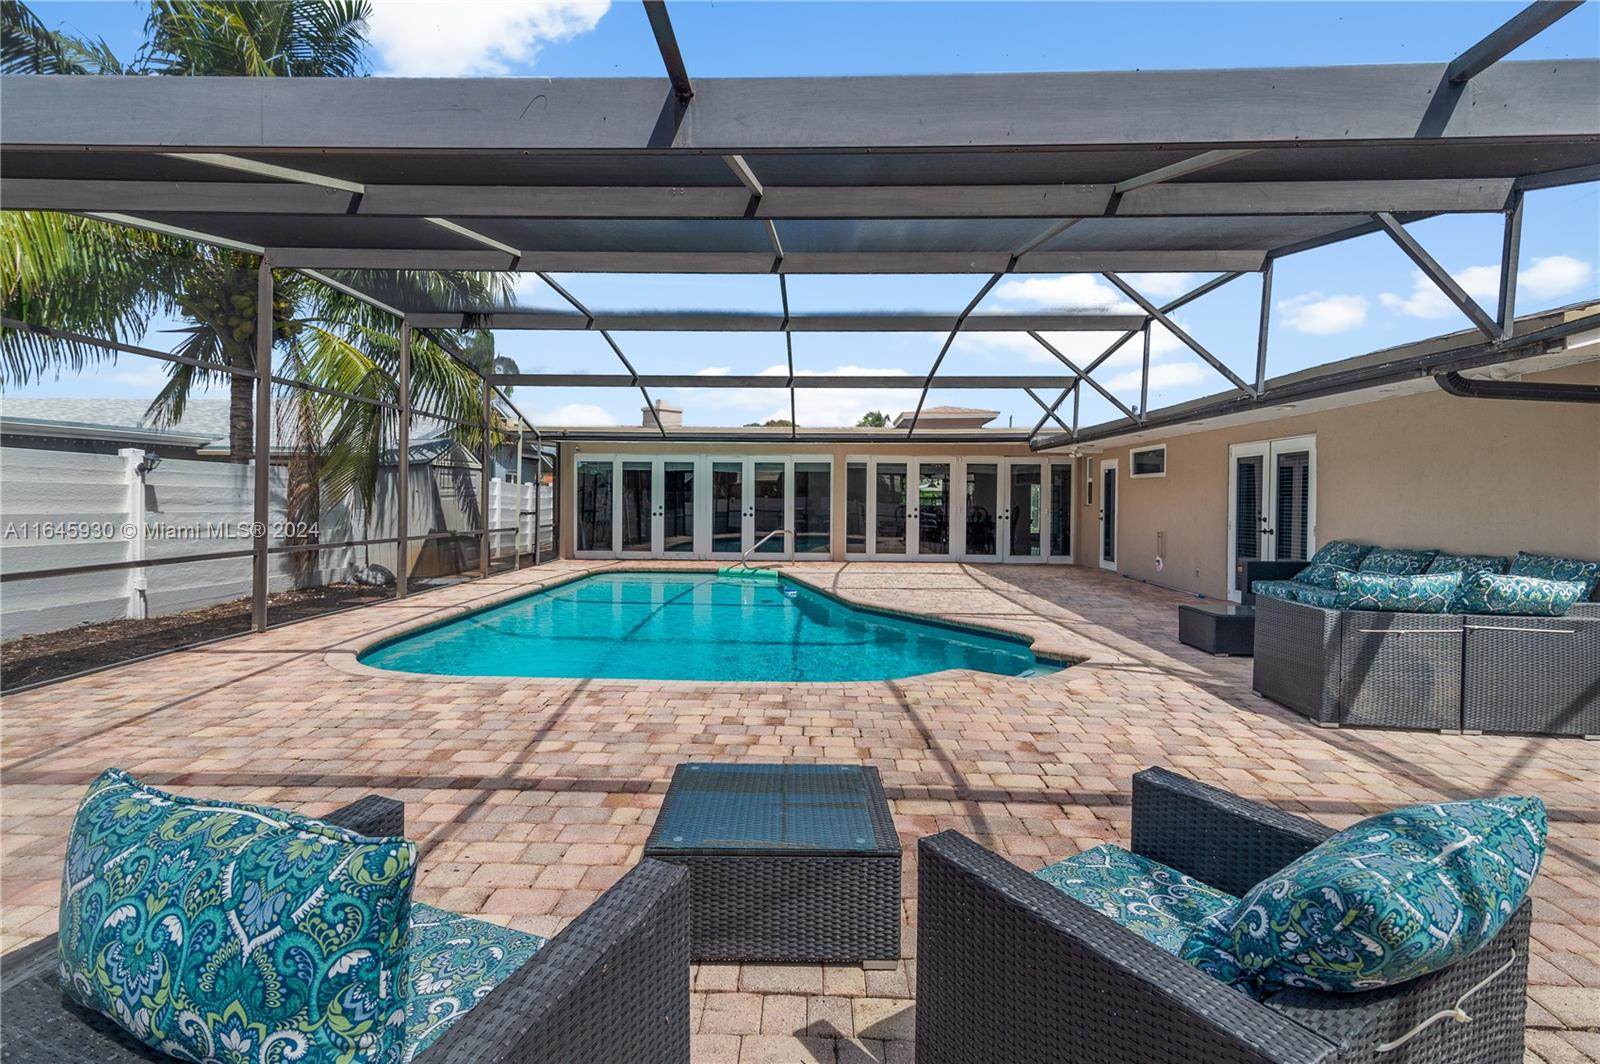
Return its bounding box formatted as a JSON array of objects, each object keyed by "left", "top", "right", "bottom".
[{"left": 1077, "top": 362, "right": 1600, "bottom": 599}]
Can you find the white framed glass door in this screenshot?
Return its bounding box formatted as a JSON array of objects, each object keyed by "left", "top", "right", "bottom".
[
  {"left": 708, "top": 458, "right": 748, "bottom": 560},
  {"left": 751, "top": 459, "right": 792, "bottom": 560},
  {"left": 1227, "top": 435, "right": 1317, "bottom": 601},
  {"left": 1006, "top": 461, "right": 1046, "bottom": 562},
  {"left": 914, "top": 460, "right": 955, "bottom": 559},
  {"left": 958, "top": 461, "right": 1001, "bottom": 562},
  {"left": 574, "top": 457, "right": 615, "bottom": 558},
  {"left": 1098, "top": 459, "right": 1119, "bottom": 570},
  {"left": 1048, "top": 460, "right": 1074, "bottom": 564}
]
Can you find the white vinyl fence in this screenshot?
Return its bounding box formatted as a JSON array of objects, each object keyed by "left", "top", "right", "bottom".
[{"left": 0, "top": 445, "right": 552, "bottom": 639}]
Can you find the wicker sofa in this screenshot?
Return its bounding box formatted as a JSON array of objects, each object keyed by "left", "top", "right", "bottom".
[
  {"left": 0, "top": 795, "right": 691, "bottom": 1064},
  {"left": 1247, "top": 559, "right": 1600, "bottom": 737},
  {"left": 916, "top": 768, "right": 1533, "bottom": 1064}
]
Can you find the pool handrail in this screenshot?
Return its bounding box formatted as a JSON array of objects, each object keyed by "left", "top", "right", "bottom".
[{"left": 736, "top": 528, "right": 789, "bottom": 570}]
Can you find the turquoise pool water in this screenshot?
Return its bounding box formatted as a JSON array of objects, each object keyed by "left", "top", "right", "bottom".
[{"left": 360, "top": 571, "right": 1062, "bottom": 682}]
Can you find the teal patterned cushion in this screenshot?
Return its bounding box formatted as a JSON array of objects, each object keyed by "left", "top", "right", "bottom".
[
  {"left": 1251, "top": 579, "right": 1300, "bottom": 602},
  {"left": 1034, "top": 844, "right": 1238, "bottom": 955},
  {"left": 1290, "top": 563, "right": 1350, "bottom": 588},
  {"left": 1509, "top": 551, "right": 1600, "bottom": 597},
  {"left": 1426, "top": 553, "right": 1509, "bottom": 579},
  {"left": 1356, "top": 547, "right": 1439, "bottom": 576},
  {"left": 1309, "top": 540, "right": 1372, "bottom": 569},
  {"left": 1290, "top": 585, "right": 1341, "bottom": 609},
  {"left": 1454, "top": 572, "right": 1584, "bottom": 616},
  {"left": 1181, "top": 796, "right": 1546, "bottom": 996},
  {"left": 58, "top": 769, "right": 417, "bottom": 1064},
  {"left": 404, "top": 903, "right": 545, "bottom": 1060},
  {"left": 1332, "top": 571, "right": 1462, "bottom": 613}
]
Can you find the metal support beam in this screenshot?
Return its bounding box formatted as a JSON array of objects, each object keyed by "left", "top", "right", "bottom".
[
  {"left": 643, "top": 1, "right": 693, "bottom": 104},
  {"left": 1446, "top": 1, "right": 1583, "bottom": 84},
  {"left": 532, "top": 272, "right": 667, "bottom": 436},
  {"left": 480, "top": 378, "right": 491, "bottom": 578},
  {"left": 396, "top": 322, "right": 411, "bottom": 599},
  {"left": 1113, "top": 148, "right": 1258, "bottom": 194},
  {"left": 1255, "top": 259, "right": 1274, "bottom": 394},
  {"left": 1498, "top": 190, "right": 1524, "bottom": 338},
  {"left": 1103, "top": 272, "right": 1255, "bottom": 395},
  {"left": 1029, "top": 332, "right": 1141, "bottom": 423},
  {"left": 779, "top": 275, "right": 797, "bottom": 435},
  {"left": 403, "top": 310, "right": 1148, "bottom": 332},
  {"left": 251, "top": 259, "right": 273, "bottom": 632},
  {"left": 1025, "top": 386, "right": 1074, "bottom": 436},
  {"left": 1373, "top": 212, "right": 1500, "bottom": 340},
  {"left": 905, "top": 272, "right": 1005, "bottom": 436},
  {"left": 1139, "top": 323, "right": 1152, "bottom": 421},
  {"left": 724, "top": 154, "right": 764, "bottom": 197},
  {"left": 489, "top": 373, "right": 1075, "bottom": 390},
  {"left": 1027, "top": 380, "right": 1078, "bottom": 440}
]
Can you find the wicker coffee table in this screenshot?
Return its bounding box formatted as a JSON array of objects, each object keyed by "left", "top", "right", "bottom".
[{"left": 644, "top": 762, "right": 901, "bottom": 964}]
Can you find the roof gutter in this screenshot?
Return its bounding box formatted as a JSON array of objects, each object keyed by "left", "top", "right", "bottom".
[{"left": 1434, "top": 370, "right": 1600, "bottom": 404}]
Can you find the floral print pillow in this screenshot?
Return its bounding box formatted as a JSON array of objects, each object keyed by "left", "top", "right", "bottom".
[
  {"left": 1356, "top": 547, "right": 1439, "bottom": 576},
  {"left": 58, "top": 769, "right": 418, "bottom": 1064},
  {"left": 1181, "top": 796, "right": 1546, "bottom": 997},
  {"left": 1425, "top": 553, "right": 1509, "bottom": 579},
  {"left": 1308, "top": 540, "right": 1372, "bottom": 570},
  {"left": 1333, "top": 571, "right": 1462, "bottom": 613},
  {"left": 1454, "top": 572, "right": 1585, "bottom": 616},
  {"left": 1509, "top": 551, "right": 1600, "bottom": 598}
]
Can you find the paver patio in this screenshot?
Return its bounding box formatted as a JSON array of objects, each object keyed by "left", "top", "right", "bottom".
[{"left": 2, "top": 561, "right": 1596, "bottom": 1063}]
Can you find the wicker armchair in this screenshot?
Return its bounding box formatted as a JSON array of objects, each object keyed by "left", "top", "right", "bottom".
[
  {"left": 0, "top": 796, "right": 691, "bottom": 1064},
  {"left": 916, "top": 768, "right": 1532, "bottom": 1064}
]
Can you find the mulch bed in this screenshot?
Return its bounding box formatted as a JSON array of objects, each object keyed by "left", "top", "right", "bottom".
[{"left": 1, "top": 584, "right": 391, "bottom": 690}]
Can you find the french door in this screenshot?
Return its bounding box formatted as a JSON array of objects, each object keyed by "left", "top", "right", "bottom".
[
  {"left": 1227, "top": 435, "right": 1317, "bottom": 601},
  {"left": 575, "top": 455, "right": 831, "bottom": 560},
  {"left": 847, "top": 456, "right": 1068, "bottom": 563}
]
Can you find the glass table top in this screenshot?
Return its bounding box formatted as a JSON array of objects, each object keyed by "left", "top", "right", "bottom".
[{"left": 649, "top": 763, "right": 887, "bottom": 854}]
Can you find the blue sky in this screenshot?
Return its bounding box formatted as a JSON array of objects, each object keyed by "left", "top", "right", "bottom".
[{"left": 14, "top": 1, "right": 1600, "bottom": 430}]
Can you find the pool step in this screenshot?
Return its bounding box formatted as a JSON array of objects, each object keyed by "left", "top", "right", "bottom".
[{"left": 718, "top": 566, "right": 781, "bottom": 580}]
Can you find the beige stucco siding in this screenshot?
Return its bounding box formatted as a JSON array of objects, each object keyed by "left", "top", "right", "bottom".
[{"left": 1081, "top": 363, "right": 1600, "bottom": 599}]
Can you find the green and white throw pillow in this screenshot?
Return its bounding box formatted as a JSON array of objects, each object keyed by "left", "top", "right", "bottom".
[{"left": 58, "top": 769, "right": 417, "bottom": 1064}]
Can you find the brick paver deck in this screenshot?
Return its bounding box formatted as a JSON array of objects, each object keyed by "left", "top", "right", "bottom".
[{"left": 3, "top": 561, "right": 1596, "bottom": 1063}]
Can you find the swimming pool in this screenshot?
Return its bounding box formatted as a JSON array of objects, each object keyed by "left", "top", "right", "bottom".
[{"left": 360, "top": 571, "right": 1063, "bottom": 682}]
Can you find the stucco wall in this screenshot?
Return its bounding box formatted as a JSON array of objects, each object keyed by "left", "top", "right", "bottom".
[{"left": 1078, "top": 362, "right": 1600, "bottom": 599}]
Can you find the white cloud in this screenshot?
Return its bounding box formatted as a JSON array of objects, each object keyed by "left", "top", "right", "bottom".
[
  {"left": 1278, "top": 292, "right": 1368, "bottom": 335},
  {"left": 696, "top": 366, "right": 730, "bottom": 376},
  {"left": 1379, "top": 256, "right": 1594, "bottom": 319},
  {"left": 1120, "top": 272, "right": 1196, "bottom": 298},
  {"left": 1520, "top": 255, "right": 1593, "bottom": 298},
  {"left": 992, "top": 274, "right": 1135, "bottom": 311},
  {"left": 537, "top": 402, "right": 615, "bottom": 426},
  {"left": 368, "top": 1, "right": 608, "bottom": 77},
  {"left": 664, "top": 364, "right": 917, "bottom": 428},
  {"left": 1105, "top": 361, "right": 1208, "bottom": 394}
]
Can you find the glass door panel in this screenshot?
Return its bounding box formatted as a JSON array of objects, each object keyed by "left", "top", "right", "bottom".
[
  {"left": 753, "top": 461, "right": 787, "bottom": 554},
  {"left": 1049, "top": 463, "right": 1072, "bottom": 560},
  {"left": 662, "top": 461, "right": 695, "bottom": 553},
  {"left": 620, "top": 460, "right": 653, "bottom": 553},
  {"left": 963, "top": 462, "right": 999, "bottom": 560},
  {"left": 1099, "top": 461, "right": 1118, "bottom": 570},
  {"left": 710, "top": 461, "right": 745, "bottom": 556},
  {"left": 1274, "top": 448, "right": 1312, "bottom": 562},
  {"left": 915, "top": 462, "right": 951, "bottom": 557},
  {"left": 846, "top": 461, "right": 868, "bottom": 556},
  {"left": 1008, "top": 463, "right": 1042, "bottom": 559},
  {"left": 874, "top": 462, "right": 908, "bottom": 555},
  {"left": 794, "top": 462, "right": 831, "bottom": 556},
  {"left": 576, "top": 459, "right": 614, "bottom": 553}
]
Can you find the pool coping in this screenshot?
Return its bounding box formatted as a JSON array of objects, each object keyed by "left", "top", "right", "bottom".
[{"left": 323, "top": 562, "right": 1103, "bottom": 688}]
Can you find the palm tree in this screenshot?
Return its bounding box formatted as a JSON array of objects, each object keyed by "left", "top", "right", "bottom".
[{"left": 0, "top": 1, "right": 511, "bottom": 476}]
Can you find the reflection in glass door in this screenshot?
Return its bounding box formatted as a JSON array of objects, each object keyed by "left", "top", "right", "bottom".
[
  {"left": 874, "top": 462, "right": 908, "bottom": 556},
  {"left": 1049, "top": 462, "right": 1073, "bottom": 561},
  {"left": 1230, "top": 445, "right": 1266, "bottom": 596},
  {"left": 710, "top": 460, "right": 745, "bottom": 557},
  {"left": 662, "top": 461, "right": 695, "bottom": 553},
  {"left": 962, "top": 462, "right": 999, "bottom": 561},
  {"left": 753, "top": 461, "right": 787, "bottom": 554},
  {"left": 1009, "top": 463, "right": 1043, "bottom": 559},
  {"left": 620, "top": 460, "right": 653, "bottom": 553},
  {"left": 916, "top": 462, "right": 952, "bottom": 558},
  {"left": 846, "top": 462, "right": 868, "bottom": 555},
  {"left": 576, "top": 459, "right": 613, "bottom": 554},
  {"left": 794, "top": 462, "right": 831, "bottom": 556}
]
